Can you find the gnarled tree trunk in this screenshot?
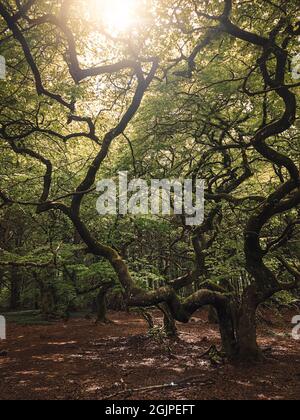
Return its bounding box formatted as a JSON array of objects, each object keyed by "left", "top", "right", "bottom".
[
  {"left": 10, "top": 267, "right": 21, "bottom": 311},
  {"left": 96, "top": 282, "right": 114, "bottom": 324},
  {"left": 158, "top": 303, "right": 178, "bottom": 337},
  {"left": 235, "top": 287, "right": 262, "bottom": 362}
]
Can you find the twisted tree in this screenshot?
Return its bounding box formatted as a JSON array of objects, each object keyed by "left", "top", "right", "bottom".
[{"left": 0, "top": 0, "right": 299, "bottom": 361}]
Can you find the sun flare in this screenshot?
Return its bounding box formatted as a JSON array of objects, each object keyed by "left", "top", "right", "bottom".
[{"left": 92, "top": 0, "right": 138, "bottom": 34}]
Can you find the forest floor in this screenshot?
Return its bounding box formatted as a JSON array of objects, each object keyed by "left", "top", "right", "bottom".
[{"left": 0, "top": 308, "right": 299, "bottom": 400}]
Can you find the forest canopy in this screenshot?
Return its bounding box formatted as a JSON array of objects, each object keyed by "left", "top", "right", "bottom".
[{"left": 0, "top": 0, "right": 299, "bottom": 366}]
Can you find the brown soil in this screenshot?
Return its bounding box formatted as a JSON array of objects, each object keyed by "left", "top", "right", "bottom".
[{"left": 0, "top": 309, "right": 299, "bottom": 400}]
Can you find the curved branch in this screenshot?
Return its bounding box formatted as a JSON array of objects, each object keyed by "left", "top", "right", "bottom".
[
  {"left": 6, "top": 139, "right": 53, "bottom": 204},
  {"left": 71, "top": 59, "right": 159, "bottom": 216},
  {"left": 0, "top": 4, "right": 74, "bottom": 111}
]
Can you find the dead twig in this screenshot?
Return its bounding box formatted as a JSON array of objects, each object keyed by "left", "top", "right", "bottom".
[{"left": 103, "top": 376, "right": 214, "bottom": 400}]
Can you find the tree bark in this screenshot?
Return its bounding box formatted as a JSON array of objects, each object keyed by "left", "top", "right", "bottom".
[
  {"left": 96, "top": 282, "right": 114, "bottom": 324},
  {"left": 10, "top": 267, "right": 21, "bottom": 311},
  {"left": 236, "top": 287, "right": 263, "bottom": 362},
  {"left": 208, "top": 306, "right": 219, "bottom": 324},
  {"left": 159, "top": 303, "right": 178, "bottom": 337}
]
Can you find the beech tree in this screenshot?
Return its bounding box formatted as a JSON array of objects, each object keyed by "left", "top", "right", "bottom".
[{"left": 0, "top": 0, "right": 299, "bottom": 361}]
